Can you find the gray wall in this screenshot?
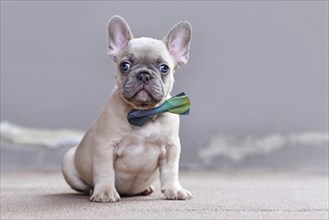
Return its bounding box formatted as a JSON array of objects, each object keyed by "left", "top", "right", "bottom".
[{"left": 1, "top": 1, "right": 328, "bottom": 169}]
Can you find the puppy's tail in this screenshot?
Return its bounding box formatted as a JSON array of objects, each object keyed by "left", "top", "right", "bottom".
[{"left": 62, "top": 146, "right": 90, "bottom": 193}]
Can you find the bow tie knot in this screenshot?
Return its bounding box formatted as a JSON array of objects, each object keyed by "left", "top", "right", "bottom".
[{"left": 127, "top": 92, "right": 190, "bottom": 127}]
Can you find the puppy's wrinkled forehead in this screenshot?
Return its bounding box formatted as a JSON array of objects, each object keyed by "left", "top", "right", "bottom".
[{"left": 120, "top": 37, "right": 174, "bottom": 66}]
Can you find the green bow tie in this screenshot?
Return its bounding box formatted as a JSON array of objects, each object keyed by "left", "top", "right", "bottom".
[{"left": 127, "top": 92, "right": 190, "bottom": 127}]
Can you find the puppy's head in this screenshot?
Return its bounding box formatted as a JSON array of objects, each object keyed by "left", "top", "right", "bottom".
[{"left": 107, "top": 16, "right": 192, "bottom": 109}]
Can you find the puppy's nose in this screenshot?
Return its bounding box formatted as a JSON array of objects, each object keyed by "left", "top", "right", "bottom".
[{"left": 137, "top": 72, "right": 151, "bottom": 84}]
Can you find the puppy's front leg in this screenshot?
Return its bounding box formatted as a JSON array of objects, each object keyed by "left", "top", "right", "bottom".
[
  {"left": 90, "top": 143, "right": 120, "bottom": 203},
  {"left": 159, "top": 137, "right": 192, "bottom": 200}
]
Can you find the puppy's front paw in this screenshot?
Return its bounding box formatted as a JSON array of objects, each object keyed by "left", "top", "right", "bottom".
[
  {"left": 90, "top": 188, "right": 121, "bottom": 203},
  {"left": 161, "top": 187, "right": 192, "bottom": 200}
]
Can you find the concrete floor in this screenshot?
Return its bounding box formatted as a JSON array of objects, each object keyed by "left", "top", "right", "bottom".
[{"left": 1, "top": 171, "right": 328, "bottom": 219}]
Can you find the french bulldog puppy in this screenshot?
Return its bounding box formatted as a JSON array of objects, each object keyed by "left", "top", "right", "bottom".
[{"left": 62, "top": 15, "right": 192, "bottom": 202}]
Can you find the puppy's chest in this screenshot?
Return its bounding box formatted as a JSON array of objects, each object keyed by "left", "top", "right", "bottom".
[{"left": 115, "top": 125, "right": 168, "bottom": 167}]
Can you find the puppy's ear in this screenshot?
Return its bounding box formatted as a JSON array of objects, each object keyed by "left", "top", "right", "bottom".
[
  {"left": 163, "top": 21, "right": 192, "bottom": 67},
  {"left": 108, "top": 16, "right": 133, "bottom": 61}
]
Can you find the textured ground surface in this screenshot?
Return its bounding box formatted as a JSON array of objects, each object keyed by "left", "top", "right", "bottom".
[{"left": 1, "top": 171, "right": 328, "bottom": 219}]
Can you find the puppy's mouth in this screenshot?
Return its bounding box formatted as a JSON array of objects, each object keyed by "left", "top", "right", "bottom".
[{"left": 126, "top": 88, "right": 161, "bottom": 109}]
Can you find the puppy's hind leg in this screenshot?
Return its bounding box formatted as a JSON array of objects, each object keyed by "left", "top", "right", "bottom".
[
  {"left": 140, "top": 185, "right": 154, "bottom": 196},
  {"left": 62, "top": 146, "right": 90, "bottom": 194}
]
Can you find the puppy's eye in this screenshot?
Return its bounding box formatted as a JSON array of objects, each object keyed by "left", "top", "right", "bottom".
[
  {"left": 120, "top": 62, "right": 130, "bottom": 72},
  {"left": 159, "top": 64, "right": 169, "bottom": 74}
]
